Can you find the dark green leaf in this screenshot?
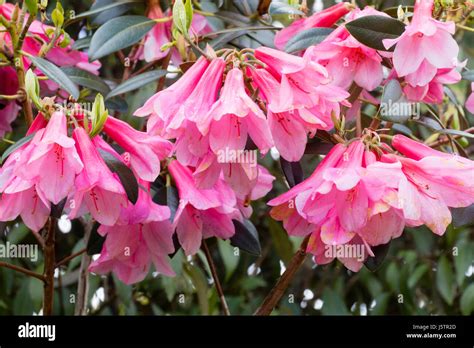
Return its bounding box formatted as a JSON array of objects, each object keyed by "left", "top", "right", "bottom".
[
  {"left": 268, "top": 2, "right": 304, "bottom": 16},
  {"left": 72, "top": 36, "right": 92, "bottom": 50},
  {"left": 61, "top": 67, "right": 110, "bottom": 95},
  {"left": 305, "top": 139, "right": 334, "bottom": 155},
  {"left": 460, "top": 284, "right": 474, "bottom": 315},
  {"left": 285, "top": 28, "right": 333, "bottom": 53},
  {"left": 67, "top": 0, "right": 142, "bottom": 24},
  {"left": 345, "top": 15, "right": 405, "bottom": 51},
  {"left": 106, "top": 70, "right": 167, "bottom": 99},
  {"left": 436, "top": 255, "right": 456, "bottom": 305},
  {"left": 89, "top": 0, "right": 138, "bottom": 26},
  {"left": 98, "top": 148, "right": 138, "bottom": 204},
  {"left": 89, "top": 16, "right": 156, "bottom": 61},
  {"left": 1, "top": 134, "right": 34, "bottom": 164},
  {"left": 462, "top": 70, "right": 474, "bottom": 82},
  {"left": 380, "top": 79, "right": 414, "bottom": 123},
  {"left": 408, "top": 264, "right": 429, "bottom": 288},
  {"left": 365, "top": 242, "right": 391, "bottom": 272},
  {"left": 321, "top": 288, "right": 349, "bottom": 315},
  {"left": 105, "top": 97, "right": 128, "bottom": 112},
  {"left": 454, "top": 242, "right": 473, "bottom": 286},
  {"left": 280, "top": 158, "right": 303, "bottom": 188},
  {"left": 230, "top": 219, "right": 261, "bottom": 256},
  {"left": 29, "top": 56, "right": 80, "bottom": 99},
  {"left": 452, "top": 204, "right": 474, "bottom": 228},
  {"left": 268, "top": 219, "right": 293, "bottom": 265},
  {"left": 86, "top": 221, "right": 105, "bottom": 255},
  {"left": 152, "top": 185, "right": 179, "bottom": 221}
]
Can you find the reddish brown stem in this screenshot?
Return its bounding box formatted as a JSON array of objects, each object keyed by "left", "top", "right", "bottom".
[
  {"left": 254, "top": 235, "right": 310, "bottom": 316},
  {"left": 0, "top": 261, "right": 45, "bottom": 281}
]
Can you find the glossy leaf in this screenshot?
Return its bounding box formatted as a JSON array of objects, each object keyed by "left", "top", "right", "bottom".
[
  {"left": 106, "top": 70, "right": 167, "bottom": 99},
  {"left": 89, "top": 16, "right": 156, "bottom": 61},
  {"left": 29, "top": 56, "right": 80, "bottom": 99}
]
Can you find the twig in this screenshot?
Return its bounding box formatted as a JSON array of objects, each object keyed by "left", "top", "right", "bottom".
[
  {"left": 254, "top": 235, "right": 310, "bottom": 316},
  {"left": 43, "top": 217, "right": 57, "bottom": 315},
  {"left": 0, "top": 261, "right": 45, "bottom": 281},
  {"left": 202, "top": 240, "right": 231, "bottom": 315},
  {"left": 55, "top": 248, "right": 87, "bottom": 269}
]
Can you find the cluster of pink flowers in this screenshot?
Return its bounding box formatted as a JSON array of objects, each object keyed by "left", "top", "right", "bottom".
[
  {"left": 0, "top": 3, "right": 100, "bottom": 136},
  {"left": 269, "top": 134, "right": 474, "bottom": 271},
  {"left": 0, "top": 110, "right": 175, "bottom": 283},
  {"left": 0, "top": 0, "right": 472, "bottom": 284}
]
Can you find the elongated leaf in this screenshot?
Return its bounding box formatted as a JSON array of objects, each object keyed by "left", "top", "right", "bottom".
[
  {"left": 454, "top": 242, "right": 473, "bottom": 286},
  {"left": 280, "top": 158, "right": 303, "bottom": 188},
  {"left": 435, "top": 128, "right": 474, "bottom": 139},
  {"left": 89, "top": 16, "right": 156, "bottom": 61},
  {"left": 268, "top": 219, "right": 293, "bottom": 265},
  {"left": 345, "top": 15, "right": 405, "bottom": 51},
  {"left": 0, "top": 134, "right": 34, "bottom": 164},
  {"left": 98, "top": 148, "right": 138, "bottom": 204},
  {"left": 67, "top": 0, "right": 142, "bottom": 24},
  {"left": 365, "top": 242, "right": 391, "bottom": 272},
  {"left": 230, "top": 219, "right": 261, "bottom": 256},
  {"left": 106, "top": 70, "right": 167, "bottom": 99},
  {"left": 61, "top": 67, "right": 110, "bottom": 95},
  {"left": 29, "top": 56, "right": 80, "bottom": 99},
  {"left": 436, "top": 255, "right": 456, "bottom": 305},
  {"left": 285, "top": 27, "right": 333, "bottom": 53},
  {"left": 86, "top": 222, "right": 105, "bottom": 255},
  {"left": 462, "top": 70, "right": 474, "bottom": 82},
  {"left": 269, "top": 2, "right": 304, "bottom": 16},
  {"left": 460, "top": 284, "right": 474, "bottom": 315},
  {"left": 452, "top": 204, "right": 474, "bottom": 228},
  {"left": 72, "top": 36, "right": 91, "bottom": 50}
]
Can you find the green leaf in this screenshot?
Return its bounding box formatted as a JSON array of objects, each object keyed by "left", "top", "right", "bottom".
[
  {"left": 345, "top": 15, "right": 405, "bottom": 51},
  {"left": 385, "top": 262, "right": 400, "bottom": 293},
  {"left": 88, "top": 16, "right": 156, "bottom": 61},
  {"left": 434, "top": 128, "right": 474, "bottom": 139},
  {"left": 61, "top": 67, "right": 110, "bottom": 95},
  {"left": 183, "top": 263, "right": 209, "bottom": 315},
  {"left": 460, "top": 284, "right": 474, "bottom": 315},
  {"left": 452, "top": 204, "right": 474, "bottom": 228},
  {"left": 321, "top": 288, "right": 349, "bottom": 315},
  {"left": 72, "top": 36, "right": 92, "bottom": 50},
  {"left": 217, "top": 239, "right": 239, "bottom": 281},
  {"left": 268, "top": 219, "right": 294, "bottom": 265},
  {"left": 268, "top": 2, "right": 304, "bottom": 16},
  {"left": 25, "top": 0, "right": 38, "bottom": 16},
  {"left": 436, "top": 255, "right": 456, "bottom": 305},
  {"left": 172, "top": 0, "right": 188, "bottom": 35},
  {"left": 408, "top": 264, "right": 429, "bottom": 288},
  {"left": 86, "top": 222, "right": 105, "bottom": 255},
  {"left": 185, "top": 0, "right": 193, "bottom": 31},
  {"left": 106, "top": 70, "right": 167, "bottom": 99},
  {"left": 462, "top": 70, "right": 474, "bottom": 82},
  {"left": 230, "top": 219, "right": 261, "bottom": 256},
  {"left": 0, "top": 134, "right": 34, "bottom": 164},
  {"left": 380, "top": 79, "right": 414, "bottom": 123},
  {"left": 98, "top": 148, "right": 139, "bottom": 204},
  {"left": 67, "top": 0, "right": 142, "bottom": 24},
  {"left": 29, "top": 56, "right": 80, "bottom": 99},
  {"left": 280, "top": 158, "right": 303, "bottom": 188},
  {"left": 454, "top": 242, "right": 473, "bottom": 286},
  {"left": 365, "top": 242, "right": 391, "bottom": 272},
  {"left": 285, "top": 27, "right": 333, "bottom": 53}
]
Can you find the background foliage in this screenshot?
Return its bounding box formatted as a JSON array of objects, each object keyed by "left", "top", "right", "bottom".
[{"left": 0, "top": 0, "right": 473, "bottom": 315}]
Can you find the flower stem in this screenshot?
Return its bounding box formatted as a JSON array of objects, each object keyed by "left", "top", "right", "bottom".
[
  {"left": 254, "top": 235, "right": 310, "bottom": 315},
  {"left": 202, "top": 240, "right": 231, "bottom": 315},
  {"left": 43, "top": 217, "right": 57, "bottom": 316}
]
